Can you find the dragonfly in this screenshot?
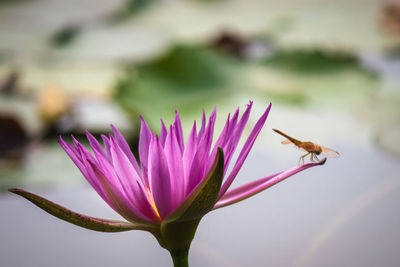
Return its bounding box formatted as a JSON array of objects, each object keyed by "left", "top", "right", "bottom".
[{"left": 273, "top": 128, "right": 340, "bottom": 164}]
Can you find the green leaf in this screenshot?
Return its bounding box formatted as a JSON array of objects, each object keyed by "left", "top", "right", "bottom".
[{"left": 9, "top": 188, "right": 157, "bottom": 232}]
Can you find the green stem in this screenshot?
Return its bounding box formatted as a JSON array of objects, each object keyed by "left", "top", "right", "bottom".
[{"left": 169, "top": 248, "right": 189, "bottom": 267}]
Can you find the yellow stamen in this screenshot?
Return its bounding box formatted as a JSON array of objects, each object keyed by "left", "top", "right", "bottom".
[{"left": 147, "top": 188, "right": 161, "bottom": 221}]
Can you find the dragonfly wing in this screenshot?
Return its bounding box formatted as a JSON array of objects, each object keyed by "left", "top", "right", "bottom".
[
  {"left": 281, "top": 139, "right": 307, "bottom": 152},
  {"left": 321, "top": 146, "right": 340, "bottom": 158}
]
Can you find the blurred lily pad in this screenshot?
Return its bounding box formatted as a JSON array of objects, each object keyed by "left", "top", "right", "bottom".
[
  {"left": 249, "top": 48, "right": 379, "bottom": 108},
  {"left": 113, "top": 45, "right": 241, "bottom": 129},
  {"left": 111, "top": 0, "right": 154, "bottom": 22},
  {"left": 263, "top": 49, "right": 364, "bottom": 74},
  {"left": 50, "top": 24, "right": 81, "bottom": 48}
]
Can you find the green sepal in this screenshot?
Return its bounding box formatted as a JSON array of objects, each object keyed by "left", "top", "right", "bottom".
[{"left": 9, "top": 188, "right": 157, "bottom": 233}]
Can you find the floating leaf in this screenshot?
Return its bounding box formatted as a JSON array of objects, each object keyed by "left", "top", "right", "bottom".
[{"left": 113, "top": 45, "right": 240, "bottom": 128}]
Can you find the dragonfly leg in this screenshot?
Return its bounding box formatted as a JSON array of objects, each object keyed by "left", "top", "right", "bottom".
[
  {"left": 299, "top": 152, "right": 310, "bottom": 165},
  {"left": 310, "top": 153, "right": 319, "bottom": 162}
]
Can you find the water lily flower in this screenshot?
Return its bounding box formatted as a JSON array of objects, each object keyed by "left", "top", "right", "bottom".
[{"left": 9, "top": 102, "right": 325, "bottom": 267}]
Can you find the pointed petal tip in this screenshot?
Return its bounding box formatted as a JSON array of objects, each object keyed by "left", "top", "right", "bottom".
[
  {"left": 71, "top": 134, "right": 80, "bottom": 144},
  {"left": 139, "top": 115, "right": 151, "bottom": 128},
  {"left": 85, "top": 130, "right": 96, "bottom": 140},
  {"left": 110, "top": 124, "right": 117, "bottom": 132},
  {"left": 139, "top": 115, "right": 147, "bottom": 125},
  {"left": 8, "top": 188, "right": 21, "bottom": 194},
  {"left": 58, "top": 136, "right": 70, "bottom": 149},
  {"left": 261, "top": 102, "right": 272, "bottom": 119},
  {"left": 300, "top": 157, "right": 326, "bottom": 167},
  {"left": 110, "top": 124, "right": 121, "bottom": 138}
]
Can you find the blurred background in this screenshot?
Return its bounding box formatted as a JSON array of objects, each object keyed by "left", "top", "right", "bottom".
[{"left": 1, "top": 0, "right": 400, "bottom": 266}]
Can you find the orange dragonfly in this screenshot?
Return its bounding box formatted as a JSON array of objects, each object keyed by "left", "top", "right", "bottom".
[{"left": 273, "top": 129, "right": 340, "bottom": 164}]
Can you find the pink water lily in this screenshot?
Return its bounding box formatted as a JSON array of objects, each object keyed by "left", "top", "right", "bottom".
[{"left": 10, "top": 102, "right": 326, "bottom": 267}]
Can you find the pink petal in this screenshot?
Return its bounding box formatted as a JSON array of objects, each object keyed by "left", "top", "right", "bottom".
[
  {"left": 159, "top": 119, "right": 168, "bottom": 147},
  {"left": 83, "top": 154, "right": 153, "bottom": 222},
  {"left": 221, "top": 101, "right": 253, "bottom": 174},
  {"left": 217, "top": 108, "right": 239, "bottom": 166},
  {"left": 207, "top": 114, "right": 230, "bottom": 171},
  {"left": 214, "top": 159, "right": 326, "bottom": 209},
  {"left": 109, "top": 137, "right": 158, "bottom": 220},
  {"left": 182, "top": 121, "right": 197, "bottom": 196},
  {"left": 59, "top": 137, "right": 85, "bottom": 171},
  {"left": 164, "top": 125, "right": 185, "bottom": 207},
  {"left": 202, "top": 107, "right": 217, "bottom": 159},
  {"left": 139, "top": 115, "right": 152, "bottom": 186},
  {"left": 110, "top": 125, "right": 141, "bottom": 175},
  {"left": 186, "top": 107, "right": 217, "bottom": 192},
  {"left": 101, "top": 134, "right": 112, "bottom": 160},
  {"left": 84, "top": 142, "right": 155, "bottom": 222},
  {"left": 218, "top": 103, "right": 272, "bottom": 198},
  {"left": 173, "top": 110, "right": 184, "bottom": 153},
  {"left": 86, "top": 131, "right": 107, "bottom": 159},
  {"left": 228, "top": 107, "right": 240, "bottom": 133},
  {"left": 59, "top": 137, "right": 106, "bottom": 199},
  {"left": 197, "top": 109, "right": 206, "bottom": 142},
  {"left": 148, "top": 136, "right": 173, "bottom": 219}
]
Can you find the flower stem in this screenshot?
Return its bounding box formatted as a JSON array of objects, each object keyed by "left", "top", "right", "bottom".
[{"left": 169, "top": 248, "right": 189, "bottom": 267}]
